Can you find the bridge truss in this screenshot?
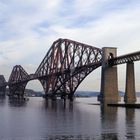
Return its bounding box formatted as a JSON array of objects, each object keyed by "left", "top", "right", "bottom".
[
  {"left": 35, "top": 38, "right": 102, "bottom": 99},
  {"left": 0, "top": 75, "right": 7, "bottom": 94},
  {"left": 1, "top": 38, "right": 103, "bottom": 99},
  {"left": 109, "top": 51, "right": 140, "bottom": 66},
  {"left": 8, "top": 65, "right": 29, "bottom": 97},
  {"left": 1, "top": 38, "right": 140, "bottom": 100}
]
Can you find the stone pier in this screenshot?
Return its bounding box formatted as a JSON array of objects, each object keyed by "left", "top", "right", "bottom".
[
  {"left": 124, "top": 62, "right": 136, "bottom": 104},
  {"left": 99, "top": 47, "right": 119, "bottom": 104}
]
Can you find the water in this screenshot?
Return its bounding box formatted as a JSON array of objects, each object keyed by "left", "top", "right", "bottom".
[{"left": 0, "top": 97, "right": 140, "bottom": 140}]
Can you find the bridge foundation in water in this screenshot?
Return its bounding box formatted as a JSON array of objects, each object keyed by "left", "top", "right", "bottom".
[
  {"left": 0, "top": 75, "right": 6, "bottom": 96},
  {"left": 100, "top": 47, "right": 119, "bottom": 104},
  {"left": 124, "top": 62, "right": 136, "bottom": 104}
]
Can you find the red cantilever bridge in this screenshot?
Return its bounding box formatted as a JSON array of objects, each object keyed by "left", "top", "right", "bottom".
[{"left": 0, "top": 38, "right": 140, "bottom": 102}]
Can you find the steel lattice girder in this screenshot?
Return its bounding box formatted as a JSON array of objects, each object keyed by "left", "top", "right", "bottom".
[
  {"left": 8, "top": 65, "right": 29, "bottom": 96},
  {"left": 0, "top": 75, "right": 7, "bottom": 92},
  {"left": 36, "top": 38, "right": 102, "bottom": 97},
  {"left": 6, "top": 38, "right": 140, "bottom": 98},
  {"left": 108, "top": 51, "right": 140, "bottom": 66}
]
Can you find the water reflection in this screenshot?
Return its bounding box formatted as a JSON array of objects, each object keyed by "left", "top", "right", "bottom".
[
  {"left": 0, "top": 95, "right": 6, "bottom": 105},
  {"left": 125, "top": 108, "right": 136, "bottom": 140},
  {"left": 100, "top": 104, "right": 118, "bottom": 140},
  {"left": 0, "top": 97, "right": 139, "bottom": 140},
  {"left": 44, "top": 135, "right": 95, "bottom": 140},
  {"left": 8, "top": 98, "right": 27, "bottom": 107},
  {"left": 43, "top": 99, "right": 74, "bottom": 112}
]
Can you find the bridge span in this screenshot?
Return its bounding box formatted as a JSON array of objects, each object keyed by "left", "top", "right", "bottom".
[{"left": 0, "top": 38, "right": 140, "bottom": 103}]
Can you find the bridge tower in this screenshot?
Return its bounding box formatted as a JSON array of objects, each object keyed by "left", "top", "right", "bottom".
[
  {"left": 100, "top": 47, "right": 119, "bottom": 104},
  {"left": 8, "top": 65, "right": 29, "bottom": 98},
  {"left": 0, "top": 75, "right": 6, "bottom": 95},
  {"left": 124, "top": 62, "right": 136, "bottom": 104}
]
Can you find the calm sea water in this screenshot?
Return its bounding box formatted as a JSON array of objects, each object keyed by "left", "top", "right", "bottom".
[{"left": 0, "top": 96, "right": 140, "bottom": 140}]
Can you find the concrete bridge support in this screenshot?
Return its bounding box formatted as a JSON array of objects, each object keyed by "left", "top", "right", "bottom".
[
  {"left": 124, "top": 62, "right": 136, "bottom": 104},
  {"left": 99, "top": 47, "right": 119, "bottom": 104}
]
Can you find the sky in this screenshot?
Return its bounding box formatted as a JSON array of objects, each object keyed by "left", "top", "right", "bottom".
[{"left": 1, "top": 0, "right": 140, "bottom": 91}]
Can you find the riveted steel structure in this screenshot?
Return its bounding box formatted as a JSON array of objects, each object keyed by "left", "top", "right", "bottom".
[
  {"left": 8, "top": 65, "right": 29, "bottom": 97},
  {"left": 0, "top": 75, "right": 7, "bottom": 95},
  {"left": 35, "top": 38, "right": 102, "bottom": 100},
  {"left": 2, "top": 38, "right": 140, "bottom": 102},
  {"left": 108, "top": 51, "right": 140, "bottom": 66}
]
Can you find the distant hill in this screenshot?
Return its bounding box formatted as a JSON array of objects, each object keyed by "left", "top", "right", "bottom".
[
  {"left": 75, "top": 91, "right": 140, "bottom": 97},
  {"left": 117, "top": 91, "right": 140, "bottom": 97},
  {"left": 5, "top": 88, "right": 140, "bottom": 97},
  {"left": 136, "top": 92, "right": 140, "bottom": 97},
  {"left": 25, "top": 89, "right": 43, "bottom": 97},
  {"left": 75, "top": 91, "right": 100, "bottom": 97},
  {"left": 6, "top": 88, "right": 43, "bottom": 97}
]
